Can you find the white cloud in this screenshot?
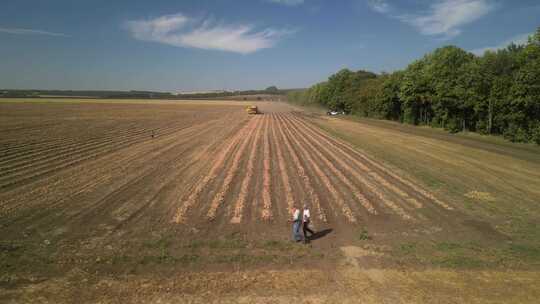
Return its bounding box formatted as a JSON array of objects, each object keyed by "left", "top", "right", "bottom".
[
  {"left": 125, "top": 13, "right": 293, "bottom": 54},
  {"left": 126, "top": 14, "right": 189, "bottom": 42},
  {"left": 367, "top": 0, "right": 495, "bottom": 39},
  {"left": 0, "top": 27, "right": 68, "bottom": 37},
  {"left": 367, "top": 0, "right": 391, "bottom": 14},
  {"left": 470, "top": 33, "right": 531, "bottom": 55},
  {"left": 399, "top": 0, "right": 495, "bottom": 38},
  {"left": 266, "top": 0, "right": 305, "bottom": 6},
  {"left": 180, "top": 25, "right": 293, "bottom": 54}
]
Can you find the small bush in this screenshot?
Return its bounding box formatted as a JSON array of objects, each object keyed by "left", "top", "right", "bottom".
[
  {"left": 445, "top": 118, "right": 461, "bottom": 133},
  {"left": 358, "top": 228, "right": 371, "bottom": 241},
  {"left": 530, "top": 124, "right": 540, "bottom": 145},
  {"left": 503, "top": 124, "right": 529, "bottom": 142},
  {"left": 475, "top": 120, "right": 489, "bottom": 135}
]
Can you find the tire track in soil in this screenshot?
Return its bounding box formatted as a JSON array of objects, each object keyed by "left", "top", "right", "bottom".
[
  {"left": 279, "top": 114, "right": 357, "bottom": 223},
  {"left": 0, "top": 116, "right": 236, "bottom": 226},
  {"left": 67, "top": 112, "right": 248, "bottom": 225},
  {"left": 274, "top": 114, "right": 328, "bottom": 223},
  {"left": 0, "top": 119, "right": 193, "bottom": 174},
  {"left": 230, "top": 116, "right": 265, "bottom": 224},
  {"left": 0, "top": 104, "right": 215, "bottom": 158},
  {"left": 0, "top": 132, "right": 164, "bottom": 217},
  {"left": 21, "top": 119, "right": 230, "bottom": 232},
  {"left": 266, "top": 114, "right": 288, "bottom": 221},
  {"left": 115, "top": 114, "right": 250, "bottom": 230},
  {"left": 287, "top": 115, "right": 415, "bottom": 217},
  {"left": 173, "top": 117, "right": 258, "bottom": 224},
  {"left": 270, "top": 114, "right": 296, "bottom": 215},
  {"left": 66, "top": 144, "right": 202, "bottom": 236},
  {"left": 0, "top": 128, "right": 149, "bottom": 177},
  {"left": 0, "top": 121, "right": 61, "bottom": 139},
  {"left": 2, "top": 112, "right": 203, "bottom": 154},
  {"left": 6, "top": 144, "right": 195, "bottom": 235},
  {"left": 281, "top": 115, "right": 378, "bottom": 216},
  {"left": 0, "top": 116, "right": 215, "bottom": 202},
  {"left": 0, "top": 121, "right": 149, "bottom": 167},
  {"left": 0, "top": 121, "right": 202, "bottom": 191},
  {"left": 206, "top": 116, "right": 261, "bottom": 221},
  {"left": 0, "top": 118, "right": 188, "bottom": 168},
  {"left": 261, "top": 115, "right": 273, "bottom": 221},
  {"left": 110, "top": 120, "right": 242, "bottom": 231},
  {"left": 0, "top": 127, "right": 158, "bottom": 181},
  {"left": 291, "top": 113, "right": 452, "bottom": 211},
  {"left": 0, "top": 173, "right": 112, "bottom": 232},
  {"left": 288, "top": 115, "right": 418, "bottom": 220},
  {"left": 367, "top": 172, "right": 423, "bottom": 209}
]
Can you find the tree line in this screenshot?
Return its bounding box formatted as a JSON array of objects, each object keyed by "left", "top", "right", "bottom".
[
  {"left": 0, "top": 86, "right": 288, "bottom": 100},
  {"left": 288, "top": 27, "right": 540, "bottom": 144}
]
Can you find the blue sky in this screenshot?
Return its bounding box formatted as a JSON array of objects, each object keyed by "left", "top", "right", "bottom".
[{"left": 0, "top": 0, "right": 538, "bottom": 91}]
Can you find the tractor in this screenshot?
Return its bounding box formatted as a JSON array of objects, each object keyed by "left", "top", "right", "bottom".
[{"left": 246, "top": 105, "right": 258, "bottom": 115}]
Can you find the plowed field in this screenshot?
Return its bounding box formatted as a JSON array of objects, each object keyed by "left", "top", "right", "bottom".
[
  {"left": 5, "top": 100, "right": 538, "bottom": 303},
  {"left": 1, "top": 101, "right": 452, "bottom": 242}
]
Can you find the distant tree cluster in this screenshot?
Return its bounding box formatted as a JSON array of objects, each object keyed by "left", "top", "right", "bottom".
[
  {"left": 179, "top": 87, "right": 284, "bottom": 99},
  {"left": 288, "top": 27, "right": 540, "bottom": 144},
  {"left": 0, "top": 87, "right": 289, "bottom": 100}
]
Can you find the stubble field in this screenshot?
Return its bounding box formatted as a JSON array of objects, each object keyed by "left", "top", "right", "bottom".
[
  {"left": 1, "top": 99, "right": 539, "bottom": 303},
  {"left": 1, "top": 100, "right": 454, "bottom": 240}
]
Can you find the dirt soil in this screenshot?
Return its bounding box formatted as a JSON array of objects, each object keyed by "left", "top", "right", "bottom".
[{"left": 1, "top": 100, "right": 539, "bottom": 303}]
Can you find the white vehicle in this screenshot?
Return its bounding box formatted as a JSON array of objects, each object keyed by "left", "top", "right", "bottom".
[{"left": 326, "top": 110, "right": 344, "bottom": 116}]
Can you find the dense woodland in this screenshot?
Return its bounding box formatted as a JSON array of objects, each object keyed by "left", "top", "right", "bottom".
[{"left": 288, "top": 28, "right": 540, "bottom": 144}]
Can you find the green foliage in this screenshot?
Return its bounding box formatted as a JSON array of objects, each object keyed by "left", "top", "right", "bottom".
[
  {"left": 291, "top": 26, "right": 540, "bottom": 145},
  {"left": 531, "top": 124, "right": 540, "bottom": 145},
  {"left": 378, "top": 72, "right": 403, "bottom": 120},
  {"left": 358, "top": 228, "right": 371, "bottom": 241}
]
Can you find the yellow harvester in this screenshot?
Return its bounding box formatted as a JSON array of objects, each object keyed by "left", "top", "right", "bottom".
[{"left": 246, "top": 105, "right": 258, "bottom": 115}]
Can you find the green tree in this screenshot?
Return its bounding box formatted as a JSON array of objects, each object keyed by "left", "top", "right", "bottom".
[
  {"left": 399, "top": 59, "right": 432, "bottom": 125},
  {"left": 286, "top": 26, "right": 540, "bottom": 145},
  {"left": 508, "top": 28, "right": 540, "bottom": 142},
  {"left": 265, "top": 86, "right": 279, "bottom": 92},
  {"left": 424, "top": 46, "right": 475, "bottom": 131},
  {"left": 378, "top": 72, "right": 404, "bottom": 121}
]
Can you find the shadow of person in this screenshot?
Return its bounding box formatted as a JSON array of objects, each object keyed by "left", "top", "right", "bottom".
[{"left": 308, "top": 228, "right": 333, "bottom": 242}]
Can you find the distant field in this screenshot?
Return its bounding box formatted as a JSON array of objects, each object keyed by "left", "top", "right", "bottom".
[
  {"left": 0, "top": 97, "right": 256, "bottom": 105},
  {"left": 1, "top": 99, "right": 539, "bottom": 303}
]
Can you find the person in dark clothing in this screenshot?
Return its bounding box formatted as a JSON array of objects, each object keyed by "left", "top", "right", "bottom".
[
  {"left": 302, "top": 204, "right": 315, "bottom": 243},
  {"left": 291, "top": 207, "right": 303, "bottom": 242}
]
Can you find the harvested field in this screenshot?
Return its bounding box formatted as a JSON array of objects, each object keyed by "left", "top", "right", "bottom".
[
  {"left": 1, "top": 99, "right": 539, "bottom": 303},
  {"left": 0, "top": 100, "right": 451, "bottom": 235},
  {"left": 0, "top": 99, "right": 451, "bottom": 249},
  {"left": 170, "top": 111, "right": 453, "bottom": 230}
]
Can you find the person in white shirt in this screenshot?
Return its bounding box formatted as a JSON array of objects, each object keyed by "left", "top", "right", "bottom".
[
  {"left": 302, "top": 205, "right": 315, "bottom": 243},
  {"left": 291, "top": 208, "right": 302, "bottom": 242}
]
